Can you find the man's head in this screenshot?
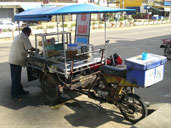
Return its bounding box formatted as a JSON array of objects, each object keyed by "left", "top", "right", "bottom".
[{"left": 22, "top": 27, "right": 31, "bottom": 37}]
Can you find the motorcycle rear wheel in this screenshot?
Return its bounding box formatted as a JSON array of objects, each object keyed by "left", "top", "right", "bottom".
[
  {"left": 40, "top": 73, "right": 61, "bottom": 103},
  {"left": 119, "top": 93, "right": 147, "bottom": 123}
]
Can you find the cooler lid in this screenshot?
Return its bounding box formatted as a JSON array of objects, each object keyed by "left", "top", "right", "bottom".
[{"left": 125, "top": 53, "right": 167, "bottom": 70}]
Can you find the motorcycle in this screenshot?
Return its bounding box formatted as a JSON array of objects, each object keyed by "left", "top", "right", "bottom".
[
  {"left": 160, "top": 39, "right": 171, "bottom": 60},
  {"left": 87, "top": 53, "right": 148, "bottom": 123}
]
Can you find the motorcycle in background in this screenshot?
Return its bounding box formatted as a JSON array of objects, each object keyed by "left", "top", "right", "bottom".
[{"left": 160, "top": 39, "right": 171, "bottom": 60}]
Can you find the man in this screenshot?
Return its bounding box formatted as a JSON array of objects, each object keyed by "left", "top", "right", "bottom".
[{"left": 9, "top": 27, "right": 37, "bottom": 102}]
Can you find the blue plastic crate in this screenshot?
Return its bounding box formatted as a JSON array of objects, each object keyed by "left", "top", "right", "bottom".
[{"left": 125, "top": 53, "right": 167, "bottom": 87}]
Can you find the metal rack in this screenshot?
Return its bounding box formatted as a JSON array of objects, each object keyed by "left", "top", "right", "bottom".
[{"left": 27, "top": 32, "right": 105, "bottom": 81}]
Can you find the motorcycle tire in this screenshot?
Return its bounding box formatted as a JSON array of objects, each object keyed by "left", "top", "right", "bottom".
[
  {"left": 40, "top": 73, "right": 61, "bottom": 103},
  {"left": 119, "top": 93, "right": 147, "bottom": 123}
]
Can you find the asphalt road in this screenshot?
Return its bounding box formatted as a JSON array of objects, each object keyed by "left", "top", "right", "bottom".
[
  {"left": 97, "top": 25, "right": 171, "bottom": 104},
  {"left": 90, "top": 24, "right": 171, "bottom": 105},
  {"left": 0, "top": 24, "right": 171, "bottom": 128}
]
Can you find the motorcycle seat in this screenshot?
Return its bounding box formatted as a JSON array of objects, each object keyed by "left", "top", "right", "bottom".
[{"left": 100, "top": 65, "right": 127, "bottom": 78}]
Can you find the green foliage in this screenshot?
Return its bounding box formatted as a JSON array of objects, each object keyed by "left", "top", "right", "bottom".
[
  {"left": 64, "top": 24, "right": 68, "bottom": 28},
  {"left": 92, "top": 22, "right": 97, "bottom": 25},
  {"left": 46, "top": 25, "right": 54, "bottom": 29},
  {"left": 164, "top": 17, "right": 169, "bottom": 21},
  {"left": 109, "top": 19, "right": 115, "bottom": 21},
  {"left": 71, "top": 23, "right": 76, "bottom": 27},
  {"left": 99, "top": 21, "right": 103, "bottom": 24},
  {"left": 119, "top": 17, "right": 125, "bottom": 21},
  {"left": 36, "top": 26, "right": 43, "bottom": 29},
  {"left": 2, "top": 29, "right": 12, "bottom": 32},
  {"left": 60, "top": 24, "right": 68, "bottom": 27}
]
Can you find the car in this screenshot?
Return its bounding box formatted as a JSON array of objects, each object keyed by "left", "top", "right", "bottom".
[{"left": 0, "top": 21, "right": 18, "bottom": 31}]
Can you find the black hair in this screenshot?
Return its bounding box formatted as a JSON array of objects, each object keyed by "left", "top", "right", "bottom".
[{"left": 22, "top": 27, "right": 31, "bottom": 34}]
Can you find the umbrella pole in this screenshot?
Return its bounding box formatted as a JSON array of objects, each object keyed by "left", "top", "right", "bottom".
[
  {"left": 56, "top": 15, "right": 59, "bottom": 43},
  {"left": 104, "top": 13, "right": 108, "bottom": 65},
  {"left": 62, "top": 15, "right": 68, "bottom": 78}
]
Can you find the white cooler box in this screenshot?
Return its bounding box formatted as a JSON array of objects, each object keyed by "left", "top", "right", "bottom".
[{"left": 125, "top": 53, "right": 167, "bottom": 88}]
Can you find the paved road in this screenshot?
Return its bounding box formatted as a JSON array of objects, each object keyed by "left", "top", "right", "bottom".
[{"left": 0, "top": 24, "right": 171, "bottom": 128}]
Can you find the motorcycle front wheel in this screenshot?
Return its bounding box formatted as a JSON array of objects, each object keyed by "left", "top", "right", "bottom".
[
  {"left": 119, "top": 93, "right": 147, "bottom": 123},
  {"left": 164, "top": 45, "right": 171, "bottom": 60}
]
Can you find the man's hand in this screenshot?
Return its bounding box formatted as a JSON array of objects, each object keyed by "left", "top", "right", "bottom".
[{"left": 28, "top": 48, "right": 39, "bottom": 54}]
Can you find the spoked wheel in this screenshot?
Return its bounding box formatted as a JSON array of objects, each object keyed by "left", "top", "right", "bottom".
[
  {"left": 40, "top": 73, "right": 61, "bottom": 102},
  {"left": 119, "top": 93, "right": 147, "bottom": 123}
]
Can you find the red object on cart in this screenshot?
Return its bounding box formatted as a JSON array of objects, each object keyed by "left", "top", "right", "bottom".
[
  {"left": 115, "top": 56, "right": 123, "bottom": 65},
  {"left": 162, "top": 39, "right": 171, "bottom": 45},
  {"left": 89, "top": 55, "right": 123, "bottom": 71},
  {"left": 89, "top": 59, "right": 112, "bottom": 71}
]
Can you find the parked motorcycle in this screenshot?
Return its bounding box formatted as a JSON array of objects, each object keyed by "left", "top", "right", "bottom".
[
  {"left": 87, "top": 54, "right": 147, "bottom": 123},
  {"left": 160, "top": 39, "right": 171, "bottom": 59}
]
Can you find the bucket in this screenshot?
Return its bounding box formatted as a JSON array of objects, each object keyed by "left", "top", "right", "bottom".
[{"left": 142, "top": 53, "right": 147, "bottom": 60}]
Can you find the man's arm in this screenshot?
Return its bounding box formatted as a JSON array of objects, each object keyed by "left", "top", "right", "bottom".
[
  {"left": 28, "top": 47, "right": 39, "bottom": 55},
  {"left": 21, "top": 33, "right": 39, "bottom": 52}
]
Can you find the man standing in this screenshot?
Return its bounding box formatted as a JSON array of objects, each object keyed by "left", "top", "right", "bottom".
[{"left": 9, "top": 27, "right": 37, "bottom": 102}]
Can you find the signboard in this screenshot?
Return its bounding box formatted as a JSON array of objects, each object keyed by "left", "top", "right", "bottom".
[
  {"left": 120, "top": 0, "right": 142, "bottom": 8},
  {"left": 144, "top": 6, "right": 151, "bottom": 9},
  {"left": 164, "top": 2, "right": 171, "bottom": 6},
  {"left": 164, "top": 0, "right": 171, "bottom": 6},
  {"left": 75, "top": 14, "right": 91, "bottom": 45}
]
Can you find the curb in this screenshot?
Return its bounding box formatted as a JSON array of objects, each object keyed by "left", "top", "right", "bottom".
[{"left": 132, "top": 103, "right": 171, "bottom": 128}]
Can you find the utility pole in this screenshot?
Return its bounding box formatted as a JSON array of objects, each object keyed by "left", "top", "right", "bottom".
[
  {"left": 147, "top": 0, "right": 149, "bottom": 20},
  {"left": 122, "top": 0, "right": 124, "bottom": 9},
  {"left": 170, "top": 0, "right": 171, "bottom": 20}
]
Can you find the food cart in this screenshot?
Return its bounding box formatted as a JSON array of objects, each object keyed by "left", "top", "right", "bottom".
[
  {"left": 15, "top": 4, "right": 160, "bottom": 123},
  {"left": 14, "top": 3, "right": 134, "bottom": 102},
  {"left": 14, "top": 4, "right": 168, "bottom": 123}
]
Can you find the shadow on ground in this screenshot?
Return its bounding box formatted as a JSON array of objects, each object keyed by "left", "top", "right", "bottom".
[{"left": 63, "top": 99, "right": 131, "bottom": 127}]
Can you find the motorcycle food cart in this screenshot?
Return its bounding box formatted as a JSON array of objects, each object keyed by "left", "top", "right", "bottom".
[{"left": 14, "top": 4, "right": 167, "bottom": 123}]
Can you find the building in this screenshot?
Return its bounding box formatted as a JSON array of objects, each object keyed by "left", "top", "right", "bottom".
[
  {"left": 142, "top": 0, "right": 170, "bottom": 17},
  {"left": 112, "top": 0, "right": 170, "bottom": 17},
  {"left": 0, "top": 0, "right": 78, "bottom": 22}
]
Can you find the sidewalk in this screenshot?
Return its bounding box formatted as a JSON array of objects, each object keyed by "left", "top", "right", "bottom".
[{"left": 132, "top": 103, "right": 171, "bottom": 128}]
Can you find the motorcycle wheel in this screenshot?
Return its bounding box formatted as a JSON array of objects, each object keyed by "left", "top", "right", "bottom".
[
  {"left": 119, "top": 93, "right": 147, "bottom": 123},
  {"left": 164, "top": 45, "right": 171, "bottom": 60},
  {"left": 40, "top": 73, "right": 61, "bottom": 103}
]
